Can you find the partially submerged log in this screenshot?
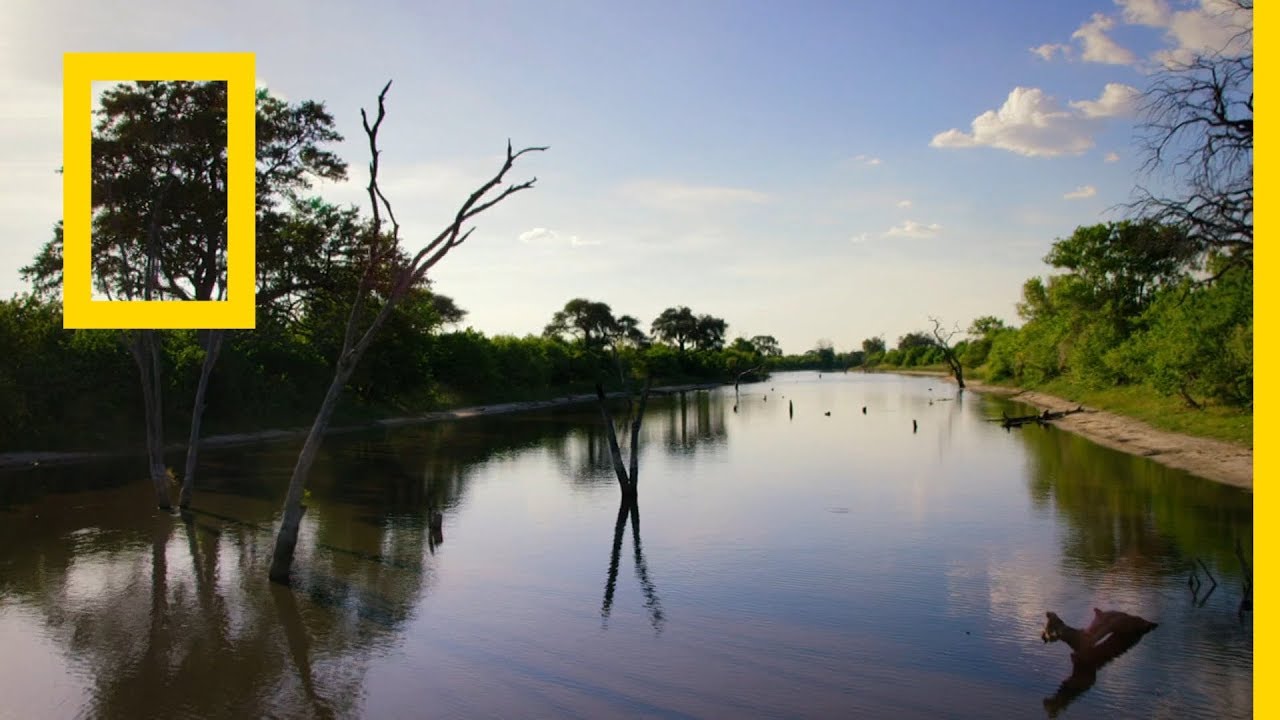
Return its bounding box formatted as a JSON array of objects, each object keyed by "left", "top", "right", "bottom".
[
  {"left": 997, "top": 405, "right": 1086, "bottom": 429},
  {"left": 1041, "top": 608, "right": 1158, "bottom": 717}
]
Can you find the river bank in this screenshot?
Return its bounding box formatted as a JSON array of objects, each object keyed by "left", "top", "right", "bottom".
[
  {"left": 883, "top": 369, "right": 1253, "bottom": 490},
  {"left": 0, "top": 382, "right": 723, "bottom": 472}
]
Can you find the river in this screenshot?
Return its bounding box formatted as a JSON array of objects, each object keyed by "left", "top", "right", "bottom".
[{"left": 0, "top": 371, "right": 1253, "bottom": 719}]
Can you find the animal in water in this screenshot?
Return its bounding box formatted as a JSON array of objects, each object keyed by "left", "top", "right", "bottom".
[
  {"left": 861, "top": 406, "right": 867, "bottom": 414},
  {"left": 789, "top": 400, "right": 794, "bottom": 419},
  {"left": 912, "top": 419, "right": 918, "bottom": 432},
  {"left": 824, "top": 411, "right": 831, "bottom": 416}
]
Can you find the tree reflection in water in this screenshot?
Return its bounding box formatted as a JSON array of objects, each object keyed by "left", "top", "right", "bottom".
[{"left": 601, "top": 499, "right": 665, "bottom": 634}]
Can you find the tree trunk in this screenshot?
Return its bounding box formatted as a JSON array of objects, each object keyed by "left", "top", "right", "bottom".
[
  {"left": 179, "top": 329, "right": 225, "bottom": 509},
  {"left": 269, "top": 359, "right": 358, "bottom": 584},
  {"left": 130, "top": 330, "right": 171, "bottom": 510}
]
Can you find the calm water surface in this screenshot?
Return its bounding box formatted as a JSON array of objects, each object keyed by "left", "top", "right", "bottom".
[{"left": 0, "top": 372, "right": 1252, "bottom": 719}]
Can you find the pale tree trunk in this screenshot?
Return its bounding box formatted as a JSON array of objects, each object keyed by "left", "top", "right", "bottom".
[
  {"left": 129, "top": 330, "right": 171, "bottom": 510},
  {"left": 179, "top": 329, "right": 225, "bottom": 508}
]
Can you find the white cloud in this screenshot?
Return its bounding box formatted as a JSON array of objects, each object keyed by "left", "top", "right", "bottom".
[
  {"left": 853, "top": 154, "right": 882, "bottom": 167},
  {"left": 884, "top": 220, "right": 942, "bottom": 239},
  {"left": 849, "top": 232, "right": 872, "bottom": 244},
  {"left": 1063, "top": 185, "right": 1098, "bottom": 200},
  {"left": 1068, "top": 82, "right": 1140, "bottom": 118},
  {"left": 896, "top": 200, "right": 912, "bottom": 209},
  {"left": 1154, "top": 0, "right": 1252, "bottom": 67},
  {"left": 1072, "top": 12, "right": 1137, "bottom": 64},
  {"left": 619, "top": 180, "right": 769, "bottom": 212},
  {"left": 518, "top": 227, "right": 598, "bottom": 247},
  {"left": 930, "top": 87, "right": 1096, "bottom": 157},
  {"left": 1116, "top": 0, "right": 1171, "bottom": 27},
  {"left": 1104, "top": 151, "right": 1121, "bottom": 163},
  {"left": 1030, "top": 43, "right": 1071, "bottom": 61}
]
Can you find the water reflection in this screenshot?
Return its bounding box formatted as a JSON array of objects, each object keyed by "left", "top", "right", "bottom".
[
  {"left": 601, "top": 500, "right": 664, "bottom": 633},
  {"left": 1009, "top": 398, "right": 1252, "bottom": 586},
  {"left": 0, "top": 376, "right": 1253, "bottom": 719}
]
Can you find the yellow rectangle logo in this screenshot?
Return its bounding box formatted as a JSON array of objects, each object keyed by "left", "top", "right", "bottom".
[{"left": 62, "top": 52, "right": 256, "bottom": 329}]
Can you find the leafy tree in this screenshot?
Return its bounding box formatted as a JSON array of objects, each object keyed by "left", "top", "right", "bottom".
[
  {"left": 691, "top": 314, "right": 727, "bottom": 351},
  {"left": 1043, "top": 221, "right": 1196, "bottom": 326},
  {"left": 896, "top": 332, "right": 935, "bottom": 351},
  {"left": 750, "top": 335, "right": 782, "bottom": 357},
  {"left": 544, "top": 298, "right": 618, "bottom": 349},
  {"left": 650, "top": 306, "right": 698, "bottom": 351},
  {"left": 814, "top": 339, "right": 836, "bottom": 371}
]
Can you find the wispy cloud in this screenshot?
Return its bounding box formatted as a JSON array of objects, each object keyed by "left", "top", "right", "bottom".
[
  {"left": 1104, "top": 151, "right": 1121, "bottom": 163},
  {"left": 1063, "top": 185, "right": 1097, "bottom": 200},
  {"left": 896, "top": 200, "right": 912, "bottom": 209},
  {"left": 1030, "top": 43, "right": 1071, "bottom": 61},
  {"left": 619, "top": 180, "right": 770, "bottom": 212},
  {"left": 853, "top": 154, "right": 882, "bottom": 167},
  {"left": 518, "top": 227, "right": 599, "bottom": 247},
  {"left": 884, "top": 220, "right": 942, "bottom": 239}
]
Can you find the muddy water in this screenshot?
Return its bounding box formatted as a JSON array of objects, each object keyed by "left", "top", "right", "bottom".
[{"left": 0, "top": 372, "right": 1252, "bottom": 719}]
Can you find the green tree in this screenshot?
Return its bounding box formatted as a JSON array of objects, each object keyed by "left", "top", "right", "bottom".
[
  {"left": 691, "top": 314, "right": 727, "bottom": 351},
  {"left": 650, "top": 306, "right": 698, "bottom": 351},
  {"left": 544, "top": 298, "right": 618, "bottom": 349},
  {"left": 750, "top": 335, "right": 782, "bottom": 357}
]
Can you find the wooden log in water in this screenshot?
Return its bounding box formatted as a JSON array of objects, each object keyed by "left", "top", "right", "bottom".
[{"left": 997, "top": 405, "right": 1086, "bottom": 429}]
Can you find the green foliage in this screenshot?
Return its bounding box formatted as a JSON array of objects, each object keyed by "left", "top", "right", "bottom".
[{"left": 967, "top": 220, "right": 1251, "bottom": 416}]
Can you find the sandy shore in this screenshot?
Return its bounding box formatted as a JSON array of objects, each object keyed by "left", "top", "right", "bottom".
[
  {"left": 956, "top": 377, "right": 1252, "bottom": 491},
  {"left": 0, "top": 383, "right": 722, "bottom": 472}
]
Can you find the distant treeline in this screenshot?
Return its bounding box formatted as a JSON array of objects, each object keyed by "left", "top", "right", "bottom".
[
  {"left": 792, "top": 221, "right": 1251, "bottom": 413},
  {"left": 0, "top": 293, "right": 778, "bottom": 453}
]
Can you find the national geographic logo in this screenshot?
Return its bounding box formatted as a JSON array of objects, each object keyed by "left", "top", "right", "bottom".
[{"left": 62, "top": 52, "right": 256, "bottom": 329}]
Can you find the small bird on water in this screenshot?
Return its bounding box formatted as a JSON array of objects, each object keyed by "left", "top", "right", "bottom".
[
  {"left": 913, "top": 419, "right": 918, "bottom": 433},
  {"left": 824, "top": 411, "right": 831, "bottom": 416},
  {"left": 862, "top": 406, "right": 867, "bottom": 414}
]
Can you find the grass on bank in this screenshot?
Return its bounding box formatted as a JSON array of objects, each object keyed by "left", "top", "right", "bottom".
[{"left": 878, "top": 364, "right": 1253, "bottom": 448}]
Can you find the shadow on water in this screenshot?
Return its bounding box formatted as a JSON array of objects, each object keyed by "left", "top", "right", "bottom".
[{"left": 600, "top": 499, "right": 664, "bottom": 634}]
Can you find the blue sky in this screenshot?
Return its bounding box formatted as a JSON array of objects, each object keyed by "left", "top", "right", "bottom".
[{"left": 0, "top": 0, "right": 1251, "bottom": 353}]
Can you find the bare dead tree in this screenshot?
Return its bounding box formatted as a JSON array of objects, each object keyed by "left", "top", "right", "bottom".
[
  {"left": 928, "top": 316, "right": 965, "bottom": 389},
  {"left": 595, "top": 377, "right": 653, "bottom": 503},
  {"left": 268, "top": 81, "right": 545, "bottom": 584},
  {"left": 1128, "top": 0, "right": 1252, "bottom": 275}
]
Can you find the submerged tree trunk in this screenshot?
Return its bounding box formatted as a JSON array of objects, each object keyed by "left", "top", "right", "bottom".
[
  {"left": 269, "top": 360, "right": 358, "bottom": 584},
  {"left": 595, "top": 378, "right": 651, "bottom": 502},
  {"left": 266, "top": 82, "right": 543, "bottom": 584},
  {"left": 129, "top": 330, "right": 171, "bottom": 510},
  {"left": 179, "top": 329, "right": 225, "bottom": 509}
]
